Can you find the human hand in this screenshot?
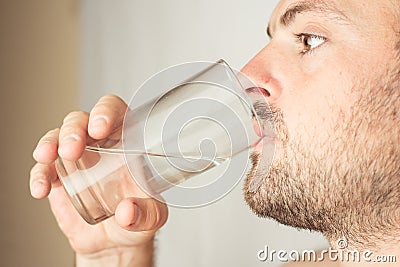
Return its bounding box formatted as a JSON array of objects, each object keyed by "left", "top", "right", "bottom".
[{"left": 30, "top": 94, "right": 168, "bottom": 266}]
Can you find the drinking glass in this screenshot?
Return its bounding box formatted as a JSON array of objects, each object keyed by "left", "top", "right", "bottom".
[{"left": 55, "top": 60, "right": 272, "bottom": 224}]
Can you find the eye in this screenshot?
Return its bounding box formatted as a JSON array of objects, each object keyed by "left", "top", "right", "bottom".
[{"left": 296, "top": 34, "right": 326, "bottom": 54}]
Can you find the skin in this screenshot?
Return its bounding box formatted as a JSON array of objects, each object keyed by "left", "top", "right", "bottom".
[{"left": 30, "top": 0, "right": 399, "bottom": 266}]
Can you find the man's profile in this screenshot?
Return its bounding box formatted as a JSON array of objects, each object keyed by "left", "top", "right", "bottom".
[{"left": 30, "top": 0, "right": 400, "bottom": 266}]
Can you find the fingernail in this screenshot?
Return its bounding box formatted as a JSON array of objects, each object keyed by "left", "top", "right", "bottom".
[{"left": 90, "top": 116, "right": 108, "bottom": 131}]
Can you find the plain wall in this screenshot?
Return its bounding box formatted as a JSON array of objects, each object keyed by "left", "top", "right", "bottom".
[
  {"left": 80, "top": 1, "right": 329, "bottom": 267},
  {"left": 0, "top": 1, "right": 77, "bottom": 266}
]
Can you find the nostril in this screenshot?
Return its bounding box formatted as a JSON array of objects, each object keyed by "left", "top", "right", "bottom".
[
  {"left": 245, "top": 87, "right": 271, "bottom": 98},
  {"left": 260, "top": 87, "right": 271, "bottom": 97}
]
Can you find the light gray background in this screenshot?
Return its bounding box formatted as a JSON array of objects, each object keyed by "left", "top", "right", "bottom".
[{"left": 80, "top": 1, "right": 329, "bottom": 266}]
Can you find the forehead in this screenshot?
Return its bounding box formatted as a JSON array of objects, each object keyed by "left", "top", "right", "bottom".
[{"left": 269, "top": 0, "right": 396, "bottom": 34}]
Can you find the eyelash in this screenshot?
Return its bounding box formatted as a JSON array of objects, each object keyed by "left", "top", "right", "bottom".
[{"left": 295, "top": 33, "right": 327, "bottom": 55}]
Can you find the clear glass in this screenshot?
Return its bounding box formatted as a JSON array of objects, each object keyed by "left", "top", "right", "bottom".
[{"left": 55, "top": 60, "right": 269, "bottom": 224}]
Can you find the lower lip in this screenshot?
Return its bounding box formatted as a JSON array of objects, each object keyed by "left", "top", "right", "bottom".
[
  {"left": 254, "top": 139, "right": 263, "bottom": 152},
  {"left": 251, "top": 114, "right": 275, "bottom": 151},
  {"left": 253, "top": 136, "right": 275, "bottom": 152},
  {"left": 253, "top": 118, "right": 262, "bottom": 138}
]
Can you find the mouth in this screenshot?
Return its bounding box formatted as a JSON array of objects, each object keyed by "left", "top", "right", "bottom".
[
  {"left": 251, "top": 116, "right": 276, "bottom": 153},
  {"left": 252, "top": 115, "right": 263, "bottom": 138},
  {"left": 246, "top": 87, "right": 276, "bottom": 149},
  {"left": 253, "top": 135, "right": 276, "bottom": 153},
  {"left": 245, "top": 87, "right": 277, "bottom": 193}
]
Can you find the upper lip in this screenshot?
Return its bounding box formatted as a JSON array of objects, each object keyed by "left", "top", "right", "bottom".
[
  {"left": 246, "top": 87, "right": 276, "bottom": 139},
  {"left": 252, "top": 114, "right": 276, "bottom": 140}
]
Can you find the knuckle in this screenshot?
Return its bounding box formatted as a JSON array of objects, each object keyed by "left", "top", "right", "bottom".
[
  {"left": 147, "top": 200, "right": 163, "bottom": 229},
  {"left": 156, "top": 204, "right": 168, "bottom": 228},
  {"left": 63, "top": 110, "right": 88, "bottom": 124},
  {"left": 92, "top": 102, "right": 114, "bottom": 116},
  {"left": 94, "top": 96, "right": 126, "bottom": 114},
  {"left": 100, "top": 94, "right": 124, "bottom": 103},
  {"left": 60, "top": 125, "right": 86, "bottom": 138},
  {"left": 30, "top": 165, "right": 39, "bottom": 177},
  {"left": 30, "top": 164, "right": 44, "bottom": 179},
  {"left": 50, "top": 128, "right": 61, "bottom": 134},
  {"left": 40, "top": 128, "right": 59, "bottom": 143}
]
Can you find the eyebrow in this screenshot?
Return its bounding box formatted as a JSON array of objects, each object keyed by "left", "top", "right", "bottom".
[{"left": 267, "top": 0, "right": 349, "bottom": 38}]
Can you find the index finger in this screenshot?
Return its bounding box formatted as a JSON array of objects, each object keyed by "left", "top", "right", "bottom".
[{"left": 88, "top": 94, "right": 128, "bottom": 140}]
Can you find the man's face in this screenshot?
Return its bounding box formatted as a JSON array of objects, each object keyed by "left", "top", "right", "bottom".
[{"left": 242, "top": 0, "right": 399, "bottom": 245}]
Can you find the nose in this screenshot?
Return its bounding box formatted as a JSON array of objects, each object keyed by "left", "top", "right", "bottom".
[{"left": 241, "top": 45, "right": 282, "bottom": 104}]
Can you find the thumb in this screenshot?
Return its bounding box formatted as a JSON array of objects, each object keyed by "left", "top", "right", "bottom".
[{"left": 115, "top": 197, "right": 168, "bottom": 232}]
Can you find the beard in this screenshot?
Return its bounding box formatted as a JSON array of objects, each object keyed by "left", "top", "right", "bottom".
[{"left": 243, "top": 70, "right": 400, "bottom": 247}]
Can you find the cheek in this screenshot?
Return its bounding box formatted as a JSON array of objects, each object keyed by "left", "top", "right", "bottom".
[{"left": 278, "top": 65, "right": 355, "bottom": 146}]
